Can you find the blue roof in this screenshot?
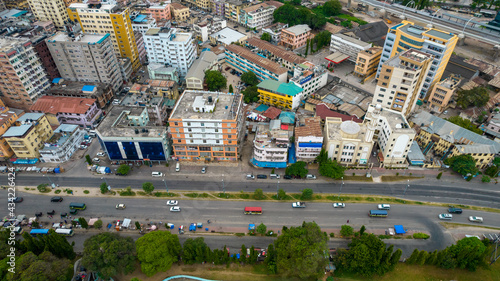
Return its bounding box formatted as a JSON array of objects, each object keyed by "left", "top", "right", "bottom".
[
  {"left": 251, "top": 158, "right": 287, "bottom": 168},
  {"left": 201, "top": 48, "right": 211, "bottom": 52},
  {"left": 52, "top": 78, "right": 62, "bottom": 84},
  {"left": 279, "top": 111, "right": 295, "bottom": 124},
  {"left": 132, "top": 15, "right": 148, "bottom": 22},
  {"left": 82, "top": 85, "right": 96, "bottom": 92},
  {"left": 391, "top": 23, "right": 404, "bottom": 30},
  {"left": 254, "top": 104, "right": 269, "bottom": 112},
  {"left": 17, "top": 113, "right": 44, "bottom": 123},
  {"left": 3, "top": 124, "right": 32, "bottom": 137},
  {"left": 394, "top": 225, "right": 406, "bottom": 234},
  {"left": 12, "top": 10, "right": 28, "bottom": 17},
  {"left": 257, "top": 80, "right": 303, "bottom": 97}
]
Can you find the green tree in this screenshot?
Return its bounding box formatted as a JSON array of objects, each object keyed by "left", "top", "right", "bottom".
[
  {"left": 340, "top": 225, "right": 353, "bottom": 237},
  {"left": 359, "top": 225, "right": 366, "bottom": 236},
  {"left": 135, "top": 221, "right": 142, "bottom": 231},
  {"left": 205, "top": 70, "right": 227, "bottom": 91},
  {"left": 261, "top": 32, "right": 272, "bottom": 41},
  {"left": 257, "top": 223, "right": 267, "bottom": 235},
  {"left": 228, "top": 84, "right": 234, "bottom": 93},
  {"left": 100, "top": 182, "right": 108, "bottom": 194},
  {"left": 274, "top": 222, "right": 328, "bottom": 279},
  {"left": 341, "top": 20, "right": 353, "bottom": 28},
  {"left": 389, "top": 248, "right": 402, "bottom": 269},
  {"left": 240, "top": 244, "right": 247, "bottom": 263},
  {"left": 316, "top": 148, "right": 329, "bottom": 164},
  {"left": 307, "top": 12, "right": 327, "bottom": 30},
  {"left": 136, "top": 231, "right": 181, "bottom": 276},
  {"left": 449, "top": 237, "right": 487, "bottom": 271},
  {"left": 265, "top": 244, "right": 278, "bottom": 274},
  {"left": 300, "top": 188, "right": 313, "bottom": 200},
  {"left": 481, "top": 175, "right": 491, "bottom": 183},
  {"left": 117, "top": 164, "right": 131, "bottom": 175},
  {"left": 456, "top": 87, "right": 490, "bottom": 109},
  {"left": 323, "top": 0, "right": 342, "bottom": 16},
  {"left": 444, "top": 154, "right": 479, "bottom": 177},
  {"left": 426, "top": 250, "right": 438, "bottom": 265},
  {"left": 85, "top": 154, "right": 92, "bottom": 165},
  {"left": 94, "top": 219, "right": 103, "bottom": 229},
  {"left": 21, "top": 230, "right": 76, "bottom": 260},
  {"left": 319, "top": 159, "right": 345, "bottom": 179},
  {"left": 13, "top": 251, "right": 73, "bottom": 281},
  {"left": 82, "top": 233, "right": 136, "bottom": 279},
  {"left": 182, "top": 237, "right": 209, "bottom": 264},
  {"left": 254, "top": 188, "right": 265, "bottom": 200},
  {"left": 79, "top": 217, "right": 89, "bottom": 229},
  {"left": 242, "top": 85, "right": 259, "bottom": 103},
  {"left": 446, "top": 115, "right": 483, "bottom": 134},
  {"left": 416, "top": 250, "right": 429, "bottom": 265},
  {"left": 406, "top": 249, "right": 420, "bottom": 264},
  {"left": 485, "top": 165, "right": 499, "bottom": 177},
  {"left": 277, "top": 188, "right": 286, "bottom": 200},
  {"left": 142, "top": 182, "right": 155, "bottom": 194},
  {"left": 241, "top": 71, "right": 259, "bottom": 86},
  {"left": 314, "top": 30, "right": 331, "bottom": 49},
  {"left": 290, "top": 0, "right": 301, "bottom": 5},
  {"left": 285, "top": 161, "right": 308, "bottom": 178}
]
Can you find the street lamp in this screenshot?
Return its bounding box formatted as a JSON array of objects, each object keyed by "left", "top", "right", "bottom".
[
  {"left": 401, "top": 0, "right": 415, "bottom": 19},
  {"left": 338, "top": 177, "right": 344, "bottom": 199},
  {"left": 462, "top": 17, "right": 475, "bottom": 34},
  {"left": 43, "top": 174, "right": 56, "bottom": 189},
  {"left": 163, "top": 179, "right": 168, "bottom": 194},
  {"left": 101, "top": 177, "right": 110, "bottom": 191},
  {"left": 404, "top": 179, "right": 410, "bottom": 195},
  {"left": 429, "top": 8, "right": 442, "bottom": 26},
  {"left": 222, "top": 174, "right": 225, "bottom": 195},
  {"left": 277, "top": 180, "right": 280, "bottom": 199}
]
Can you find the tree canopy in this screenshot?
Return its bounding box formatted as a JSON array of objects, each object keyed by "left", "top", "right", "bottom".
[
  {"left": 82, "top": 233, "right": 136, "bottom": 279},
  {"left": 285, "top": 161, "right": 308, "bottom": 178},
  {"left": 317, "top": 149, "right": 345, "bottom": 179},
  {"left": 446, "top": 116, "right": 483, "bottom": 135},
  {"left": 117, "top": 164, "right": 131, "bottom": 175},
  {"left": 21, "top": 230, "right": 75, "bottom": 260},
  {"left": 274, "top": 222, "right": 328, "bottom": 279},
  {"left": 241, "top": 71, "right": 259, "bottom": 86},
  {"left": 261, "top": 32, "right": 272, "bottom": 42},
  {"left": 242, "top": 86, "right": 259, "bottom": 104},
  {"left": 444, "top": 154, "right": 479, "bottom": 177},
  {"left": 456, "top": 87, "right": 490, "bottom": 109},
  {"left": 273, "top": 4, "right": 326, "bottom": 30},
  {"left": 323, "top": 0, "right": 342, "bottom": 16},
  {"left": 136, "top": 231, "right": 182, "bottom": 276},
  {"left": 5, "top": 251, "right": 73, "bottom": 281},
  {"left": 182, "top": 237, "right": 209, "bottom": 264},
  {"left": 205, "top": 70, "right": 227, "bottom": 91},
  {"left": 142, "top": 182, "right": 155, "bottom": 194}
]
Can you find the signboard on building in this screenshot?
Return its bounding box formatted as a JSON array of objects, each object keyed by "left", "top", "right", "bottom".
[{"left": 299, "top": 74, "right": 313, "bottom": 85}]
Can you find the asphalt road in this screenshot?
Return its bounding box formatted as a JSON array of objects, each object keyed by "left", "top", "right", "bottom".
[
  {"left": 3, "top": 192, "right": 499, "bottom": 256},
  {"left": 3, "top": 174, "right": 500, "bottom": 208}
]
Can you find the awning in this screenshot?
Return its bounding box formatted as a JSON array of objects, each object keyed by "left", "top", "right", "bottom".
[
  {"left": 394, "top": 225, "right": 406, "bottom": 234},
  {"left": 88, "top": 218, "right": 99, "bottom": 226},
  {"left": 325, "top": 52, "right": 350, "bottom": 64}
]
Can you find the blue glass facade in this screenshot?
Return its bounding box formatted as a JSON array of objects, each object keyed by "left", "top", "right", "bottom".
[{"left": 104, "top": 141, "right": 166, "bottom": 161}]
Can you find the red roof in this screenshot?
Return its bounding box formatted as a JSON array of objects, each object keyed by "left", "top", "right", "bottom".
[
  {"left": 30, "top": 96, "right": 96, "bottom": 115},
  {"left": 262, "top": 106, "right": 281, "bottom": 120},
  {"left": 244, "top": 207, "right": 262, "bottom": 212},
  {"left": 315, "top": 104, "right": 362, "bottom": 123}
]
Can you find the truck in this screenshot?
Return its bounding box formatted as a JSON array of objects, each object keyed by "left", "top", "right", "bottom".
[{"left": 292, "top": 202, "right": 306, "bottom": 208}]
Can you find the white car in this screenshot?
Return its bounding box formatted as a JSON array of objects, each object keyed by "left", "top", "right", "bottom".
[
  {"left": 201, "top": 166, "right": 206, "bottom": 174},
  {"left": 438, "top": 213, "right": 453, "bottom": 220},
  {"left": 93, "top": 158, "right": 100, "bottom": 162},
  {"left": 170, "top": 206, "right": 181, "bottom": 212},
  {"left": 166, "top": 200, "right": 178, "bottom": 206},
  {"left": 116, "top": 204, "right": 126, "bottom": 210},
  {"left": 378, "top": 204, "right": 391, "bottom": 210},
  {"left": 306, "top": 174, "right": 316, "bottom": 180},
  {"left": 469, "top": 216, "right": 483, "bottom": 223},
  {"left": 96, "top": 152, "right": 105, "bottom": 157},
  {"left": 333, "top": 203, "right": 345, "bottom": 208}
]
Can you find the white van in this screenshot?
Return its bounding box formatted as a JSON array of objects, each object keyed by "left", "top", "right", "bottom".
[
  {"left": 270, "top": 174, "right": 280, "bottom": 179},
  {"left": 175, "top": 162, "right": 180, "bottom": 172},
  {"left": 378, "top": 204, "right": 391, "bottom": 210},
  {"left": 152, "top": 172, "right": 163, "bottom": 177}
]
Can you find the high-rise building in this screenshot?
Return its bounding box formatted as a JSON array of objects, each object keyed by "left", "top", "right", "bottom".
[
  {"left": 0, "top": 37, "right": 50, "bottom": 110},
  {"left": 354, "top": 46, "right": 382, "bottom": 80},
  {"left": 377, "top": 20, "right": 458, "bottom": 99},
  {"left": 239, "top": 2, "right": 282, "bottom": 30},
  {"left": 427, "top": 74, "right": 461, "bottom": 113},
  {"left": 67, "top": 0, "right": 141, "bottom": 71},
  {"left": 27, "top": 0, "right": 69, "bottom": 30},
  {"left": 169, "top": 90, "right": 244, "bottom": 162},
  {"left": 144, "top": 27, "right": 196, "bottom": 77},
  {"left": 372, "top": 49, "right": 432, "bottom": 117},
  {"left": 46, "top": 32, "right": 123, "bottom": 92}
]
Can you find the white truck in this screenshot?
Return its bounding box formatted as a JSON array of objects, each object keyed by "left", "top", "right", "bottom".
[{"left": 292, "top": 202, "right": 306, "bottom": 208}]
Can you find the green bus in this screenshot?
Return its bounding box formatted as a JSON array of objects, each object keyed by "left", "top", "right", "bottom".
[{"left": 69, "top": 202, "right": 86, "bottom": 210}]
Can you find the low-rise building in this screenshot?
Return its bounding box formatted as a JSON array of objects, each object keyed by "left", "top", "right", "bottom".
[
  {"left": 0, "top": 100, "right": 23, "bottom": 159},
  {"left": 97, "top": 106, "right": 170, "bottom": 162},
  {"left": 252, "top": 120, "right": 289, "bottom": 168},
  {"left": 48, "top": 79, "right": 114, "bottom": 109},
  {"left": 30, "top": 96, "right": 102, "bottom": 129},
  {"left": 330, "top": 33, "right": 372, "bottom": 63},
  {"left": 3, "top": 113, "right": 53, "bottom": 159},
  {"left": 290, "top": 61, "right": 328, "bottom": 100},
  {"left": 239, "top": 1, "right": 282, "bottom": 30},
  {"left": 131, "top": 14, "right": 157, "bottom": 34},
  {"left": 209, "top": 27, "right": 247, "bottom": 46},
  {"left": 186, "top": 51, "right": 219, "bottom": 90},
  {"left": 280, "top": 24, "right": 311, "bottom": 50},
  {"left": 193, "top": 16, "right": 227, "bottom": 42},
  {"left": 261, "top": 22, "right": 288, "bottom": 45},
  {"left": 147, "top": 64, "right": 180, "bottom": 83},
  {"left": 354, "top": 46, "right": 382, "bottom": 80},
  {"left": 169, "top": 90, "right": 244, "bottom": 162},
  {"left": 225, "top": 44, "right": 288, "bottom": 82},
  {"left": 427, "top": 74, "right": 461, "bottom": 113},
  {"left": 295, "top": 116, "right": 323, "bottom": 162},
  {"left": 170, "top": 3, "right": 190, "bottom": 22},
  {"left": 257, "top": 80, "right": 304, "bottom": 110},
  {"left": 224, "top": 0, "right": 252, "bottom": 23},
  {"left": 145, "top": 4, "right": 171, "bottom": 22},
  {"left": 364, "top": 104, "right": 416, "bottom": 168},
  {"left": 484, "top": 113, "right": 500, "bottom": 140},
  {"left": 324, "top": 117, "right": 374, "bottom": 165},
  {"left": 39, "top": 124, "right": 86, "bottom": 163}
]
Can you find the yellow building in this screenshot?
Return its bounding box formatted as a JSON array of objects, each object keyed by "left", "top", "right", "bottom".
[
  {"left": 257, "top": 80, "right": 304, "bottom": 110},
  {"left": 196, "top": 0, "right": 210, "bottom": 10},
  {"left": 354, "top": 46, "right": 382, "bottom": 80},
  {"left": 170, "top": 3, "right": 190, "bottom": 22},
  {"left": 377, "top": 20, "right": 458, "bottom": 100},
  {"left": 0, "top": 100, "right": 23, "bottom": 159},
  {"left": 411, "top": 111, "right": 500, "bottom": 169},
  {"left": 427, "top": 74, "right": 461, "bottom": 113},
  {"left": 27, "top": 0, "right": 69, "bottom": 30},
  {"left": 3, "top": 113, "right": 53, "bottom": 159},
  {"left": 4, "top": 0, "right": 29, "bottom": 9},
  {"left": 225, "top": 0, "right": 251, "bottom": 23},
  {"left": 67, "top": 2, "right": 141, "bottom": 71}
]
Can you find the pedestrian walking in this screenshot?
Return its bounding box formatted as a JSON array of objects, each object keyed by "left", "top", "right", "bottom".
[{"left": 347, "top": 219, "right": 349, "bottom": 223}]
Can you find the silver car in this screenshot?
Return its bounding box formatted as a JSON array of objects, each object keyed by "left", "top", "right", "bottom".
[{"left": 170, "top": 206, "right": 181, "bottom": 212}]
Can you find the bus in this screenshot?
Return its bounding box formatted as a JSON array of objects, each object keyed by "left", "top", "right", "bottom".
[
  {"left": 30, "top": 229, "right": 50, "bottom": 236},
  {"left": 244, "top": 207, "right": 262, "bottom": 215},
  {"left": 69, "top": 202, "right": 86, "bottom": 210},
  {"left": 369, "top": 210, "right": 388, "bottom": 217},
  {"left": 55, "top": 228, "right": 74, "bottom": 237}
]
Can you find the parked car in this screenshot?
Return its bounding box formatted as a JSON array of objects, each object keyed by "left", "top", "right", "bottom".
[
  {"left": 257, "top": 174, "right": 267, "bottom": 179},
  {"left": 166, "top": 200, "right": 178, "bottom": 206},
  {"left": 170, "top": 206, "right": 181, "bottom": 212},
  {"left": 468, "top": 216, "right": 483, "bottom": 223},
  {"left": 80, "top": 145, "right": 87, "bottom": 150},
  {"left": 333, "top": 203, "right": 345, "bottom": 208},
  {"left": 246, "top": 174, "right": 255, "bottom": 180},
  {"left": 116, "top": 204, "right": 126, "bottom": 210},
  {"left": 201, "top": 166, "right": 206, "bottom": 174},
  {"left": 233, "top": 25, "right": 238, "bottom": 28},
  {"left": 225, "top": 66, "right": 230, "bottom": 71},
  {"left": 283, "top": 175, "right": 292, "bottom": 180},
  {"left": 438, "top": 213, "right": 453, "bottom": 220},
  {"left": 10, "top": 197, "right": 23, "bottom": 203},
  {"left": 96, "top": 152, "right": 106, "bottom": 157},
  {"left": 306, "top": 174, "right": 316, "bottom": 180},
  {"left": 378, "top": 204, "right": 391, "bottom": 210},
  {"left": 93, "top": 158, "right": 100, "bottom": 163},
  {"left": 50, "top": 196, "right": 63, "bottom": 202}
]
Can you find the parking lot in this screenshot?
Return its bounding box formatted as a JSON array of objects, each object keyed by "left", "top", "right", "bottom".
[{"left": 221, "top": 63, "right": 243, "bottom": 93}]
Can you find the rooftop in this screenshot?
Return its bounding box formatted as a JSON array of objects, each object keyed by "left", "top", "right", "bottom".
[
  {"left": 437, "top": 75, "right": 461, "bottom": 90},
  {"left": 316, "top": 104, "right": 362, "bottom": 123},
  {"left": 396, "top": 21, "right": 456, "bottom": 41},
  {"left": 351, "top": 21, "right": 388, "bottom": 47},
  {"left": 326, "top": 117, "right": 368, "bottom": 141},
  {"left": 283, "top": 24, "right": 311, "bottom": 36},
  {"left": 367, "top": 104, "right": 413, "bottom": 133},
  {"left": 3, "top": 124, "right": 32, "bottom": 138},
  {"left": 170, "top": 90, "right": 243, "bottom": 121},
  {"left": 48, "top": 80, "right": 111, "bottom": 97},
  {"left": 245, "top": 37, "right": 306, "bottom": 65},
  {"left": 0, "top": 36, "right": 30, "bottom": 53},
  {"left": 145, "top": 28, "right": 192, "bottom": 42},
  {"left": 407, "top": 141, "right": 426, "bottom": 162},
  {"left": 226, "top": 44, "right": 287, "bottom": 75},
  {"left": 185, "top": 51, "right": 218, "bottom": 80},
  {"left": 97, "top": 106, "right": 166, "bottom": 139},
  {"left": 385, "top": 48, "right": 432, "bottom": 68},
  {"left": 295, "top": 116, "right": 322, "bottom": 138},
  {"left": 30, "top": 96, "right": 96, "bottom": 115},
  {"left": 257, "top": 80, "right": 303, "bottom": 97},
  {"left": 17, "top": 113, "right": 44, "bottom": 123},
  {"left": 254, "top": 123, "right": 289, "bottom": 150},
  {"left": 332, "top": 33, "right": 371, "bottom": 48},
  {"left": 0, "top": 111, "right": 19, "bottom": 128},
  {"left": 41, "top": 124, "right": 81, "bottom": 151},
  {"left": 170, "top": 3, "right": 188, "bottom": 9},
  {"left": 211, "top": 27, "right": 246, "bottom": 45},
  {"left": 47, "top": 32, "right": 109, "bottom": 44}
]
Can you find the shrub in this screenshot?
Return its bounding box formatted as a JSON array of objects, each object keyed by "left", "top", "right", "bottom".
[
  {"left": 481, "top": 175, "right": 491, "bottom": 183},
  {"left": 37, "top": 184, "right": 50, "bottom": 193},
  {"left": 413, "top": 233, "right": 430, "bottom": 239},
  {"left": 340, "top": 225, "right": 354, "bottom": 237},
  {"left": 300, "top": 188, "right": 313, "bottom": 200},
  {"left": 254, "top": 189, "right": 265, "bottom": 200},
  {"left": 329, "top": 232, "right": 335, "bottom": 238},
  {"left": 84, "top": 190, "right": 90, "bottom": 194},
  {"left": 437, "top": 172, "right": 442, "bottom": 179},
  {"left": 54, "top": 189, "right": 61, "bottom": 194}
]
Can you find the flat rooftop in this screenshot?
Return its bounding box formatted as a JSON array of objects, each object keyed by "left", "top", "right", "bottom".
[
  {"left": 48, "top": 80, "right": 110, "bottom": 97},
  {"left": 226, "top": 44, "right": 287, "bottom": 75},
  {"left": 367, "top": 104, "right": 413, "bottom": 133},
  {"left": 254, "top": 124, "right": 289, "bottom": 149},
  {"left": 326, "top": 119, "right": 368, "bottom": 142},
  {"left": 397, "top": 21, "right": 456, "bottom": 41},
  {"left": 385, "top": 48, "right": 432, "bottom": 68},
  {"left": 41, "top": 125, "right": 80, "bottom": 151},
  {"left": 332, "top": 33, "right": 371, "bottom": 48},
  {"left": 170, "top": 91, "right": 242, "bottom": 121},
  {"left": 0, "top": 37, "right": 29, "bottom": 53},
  {"left": 48, "top": 32, "right": 107, "bottom": 44},
  {"left": 97, "top": 106, "right": 166, "bottom": 138}
]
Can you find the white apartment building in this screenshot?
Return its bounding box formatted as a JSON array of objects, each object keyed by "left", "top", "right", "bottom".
[
  {"left": 364, "top": 104, "right": 416, "bottom": 168},
  {"left": 252, "top": 120, "right": 289, "bottom": 167},
  {"left": 239, "top": 2, "right": 277, "bottom": 30},
  {"left": 131, "top": 14, "right": 157, "bottom": 34},
  {"left": 39, "top": 124, "right": 86, "bottom": 163},
  {"left": 144, "top": 27, "right": 196, "bottom": 77},
  {"left": 295, "top": 116, "right": 323, "bottom": 162},
  {"left": 262, "top": 22, "right": 288, "bottom": 45},
  {"left": 193, "top": 16, "right": 227, "bottom": 42},
  {"left": 290, "top": 61, "right": 328, "bottom": 100},
  {"left": 46, "top": 32, "right": 124, "bottom": 93},
  {"left": 330, "top": 33, "right": 371, "bottom": 63},
  {"left": 27, "top": 0, "right": 69, "bottom": 30}
]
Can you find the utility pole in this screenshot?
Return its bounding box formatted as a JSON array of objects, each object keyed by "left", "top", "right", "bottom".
[
  {"left": 44, "top": 174, "right": 56, "bottom": 189},
  {"left": 338, "top": 177, "right": 344, "bottom": 199},
  {"left": 101, "top": 177, "right": 110, "bottom": 191},
  {"left": 222, "top": 174, "right": 225, "bottom": 194},
  {"left": 163, "top": 179, "right": 168, "bottom": 194},
  {"left": 277, "top": 180, "right": 280, "bottom": 199}
]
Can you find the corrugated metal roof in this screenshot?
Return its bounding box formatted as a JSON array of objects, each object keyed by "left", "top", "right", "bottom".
[
  {"left": 3, "top": 124, "right": 32, "bottom": 137},
  {"left": 54, "top": 124, "right": 79, "bottom": 133},
  {"left": 257, "top": 80, "right": 303, "bottom": 96},
  {"left": 17, "top": 113, "right": 44, "bottom": 122}
]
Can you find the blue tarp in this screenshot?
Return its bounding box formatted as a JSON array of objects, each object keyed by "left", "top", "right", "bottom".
[
  {"left": 10, "top": 158, "right": 39, "bottom": 164},
  {"left": 254, "top": 104, "right": 269, "bottom": 112},
  {"left": 251, "top": 158, "right": 287, "bottom": 168},
  {"left": 82, "top": 85, "right": 96, "bottom": 92},
  {"left": 394, "top": 225, "right": 405, "bottom": 234},
  {"left": 288, "top": 143, "right": 296, "bottom": 164},
  {"left": 249, "top": 224, "right": 255, "bottom": 230},
  {"left": 298, "top": 143, "right": 323, "bottom": 148},
  {"left": 52, "top": 78, "right": 62, "bottom": 84}
]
